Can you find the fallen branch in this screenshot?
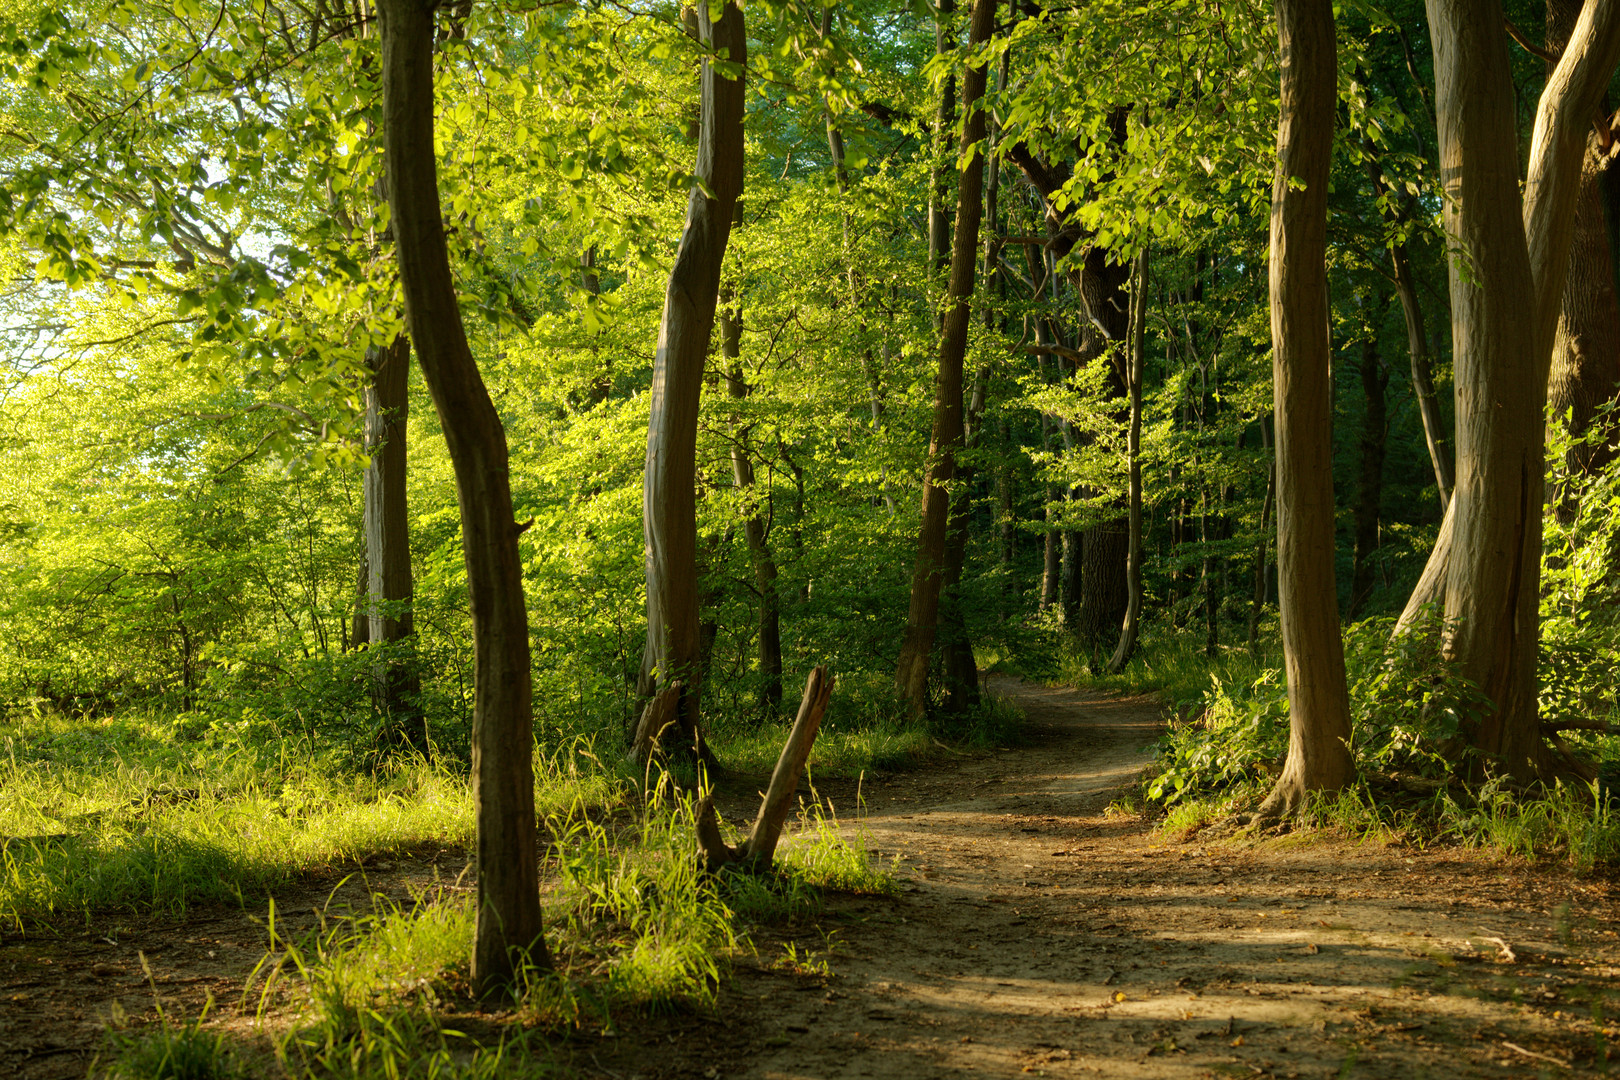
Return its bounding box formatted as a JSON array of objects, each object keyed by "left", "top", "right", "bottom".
[
  {"left": 696, "top": 666, "right": 834, "bottom": 872},
  {"left": 1502, "top": 1041, "right": 1568, "bottom": 1068}
]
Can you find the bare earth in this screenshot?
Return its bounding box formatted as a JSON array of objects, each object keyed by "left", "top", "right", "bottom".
[{"left": 5, "top": 676, "right": 1620, "bottom": 1078}]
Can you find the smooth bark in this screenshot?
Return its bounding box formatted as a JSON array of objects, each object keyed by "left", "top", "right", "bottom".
[
  {"left": 1256, "top": 0, "right": 1354, "bottom": 821},
  {"left": 378, "top": 0, "right": 546, "bottom": 991},
  {"left": 639, "top": 0, "right": 747, "bottom": 754}
]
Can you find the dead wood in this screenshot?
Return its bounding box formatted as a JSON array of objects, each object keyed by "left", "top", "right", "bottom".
[{"left": 696, "top": 666, "right": 834, "bottom": 873}]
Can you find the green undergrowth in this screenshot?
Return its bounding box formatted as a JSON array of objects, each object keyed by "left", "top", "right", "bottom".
[
  {"left": 0, "top": 712, "right": 620, "bottom": 928},
  {"left": 1133, "top": 614, "right": 1620, "bottom": 870},
  {"left": 707, "top": 671, "right": 1026, "bottom": 776},
  {"left": 98, "top": 791, "right": 896, "bottom": 1080}
]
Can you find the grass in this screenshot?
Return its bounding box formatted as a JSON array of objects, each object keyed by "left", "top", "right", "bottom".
[
  {"left": 1056, "top": 628, "right": 1279, "bottom": 711},
  {"left": 0, "top": 711, "right": 621, "bottom": 928},
  {"left": 708, "top": 670, "right": 1026, "bottom": 776}
]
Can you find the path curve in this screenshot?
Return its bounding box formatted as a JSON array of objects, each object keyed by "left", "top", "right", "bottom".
[{"left": 720, "top": 676, "right": 1620, "bottom": 1079}]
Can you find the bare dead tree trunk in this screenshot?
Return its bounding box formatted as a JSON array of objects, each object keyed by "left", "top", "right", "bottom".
[
  {"left": 697, "top": 667, "right": 834, "bottom": 871},
  {"left": 364, "top": 333, "right": 424, "bottom": 750},
  {"left": 894, "top": 0, "right": 995, "bottom": 716},
  {"left": 1350, "top": 289, "right": 1389, "bottom": 618},
  {"left": 639, "top": 0, "right": 747, "bottom": 757},
  {"left": 1255, "top": 0, "right": 1355, "bottom": 822},
  {"left": 1107, "top": 244, "right": 1149, "bottom": 673},
  {"left": 378, "top": 0, "right": 546, "bottom": 991}
]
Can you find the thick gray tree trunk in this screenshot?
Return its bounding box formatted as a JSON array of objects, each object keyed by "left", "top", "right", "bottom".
[
  {"left": 1255, "top": 0, "right": 1355, "bottom": 821},
  {"left": 639, "top": 0, "right": 747, "bottom": 756},
  {"left": 378, "top": 0, "right": 547, "bottom": 992}
]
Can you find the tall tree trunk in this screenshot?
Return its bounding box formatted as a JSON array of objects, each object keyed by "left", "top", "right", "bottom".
[
  {"left": 1248, "top": 416, "right": 1275, "bottom": 653},
  {"left": 1424, "top": 0, "right": 1620, "bottom": 779},
  {"left": 1107, "top": 245, "right": 1149, "bottom": 673},
  {"left": 927, "top": 0, "right": 958, "bottom": 283},
  {"left": 364, "top": 333, "right": 423, "bottom": 749},
  {"left": 939, "top": 43, "right": 1009, "bottom": 714},
  {"left": 1255, "top": 0, "right": 1354, "bottom": 821},
  {"left": 1364, "top": 145, "right": 1453, "bottom": 511},
  {"left": 1350, "top": 290, "right": 1390, "bottom": 617},
  {"left": 723, "top": 305, "right": 784, "bottom": 714},
  {"left": 894, "top": 0, "right": 995, "bottom": 715},
  {"left": 639, "top": 0, "right": 747, "bottom": 754},
  {"left": 1548, "top": 0, "right": 1620, "bottom": 500},
  {"left": 378, "top": 0, "right": 547, "bottom": 991}
]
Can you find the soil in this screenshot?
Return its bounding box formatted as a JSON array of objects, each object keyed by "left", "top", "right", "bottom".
[{"left": 6, "top": 676, "right": 1620, "bottom": 1078}]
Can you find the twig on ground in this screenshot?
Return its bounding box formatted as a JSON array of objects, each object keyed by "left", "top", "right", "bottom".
[{"left": 1502, "top": 1041, "right": 1567, "bottom": 1067}]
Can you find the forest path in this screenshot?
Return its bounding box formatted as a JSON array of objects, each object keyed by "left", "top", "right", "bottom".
[{"left": 710, "top": 676, "right": 1620, "bottom": 1080}]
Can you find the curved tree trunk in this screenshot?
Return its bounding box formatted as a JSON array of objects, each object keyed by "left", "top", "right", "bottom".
[
  {"left": 1255, "top": 0, "right": 1354, "bottom": 821},
  {"left": 378, "top": 0, "right": 547, "bottom": 992},
  {"left": 895, "top": 0, "right": 995, "bottom": 715},
  {"left": 1548, "top": 0, "right": 1620, "bottom": 503},
  {"left": 639, "top": 0, "right": 746, "bottom": 757},
  {"left": 1424, "top": 0, "right": 1620, "bottom": 780},
  {"left": 364, "top": 333, "right": 423, "bottom": 750}
]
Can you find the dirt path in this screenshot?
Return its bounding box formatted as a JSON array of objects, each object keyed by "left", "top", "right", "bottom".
[
  {"left": 8, "top": 678, "right": 1620, "bottom": 1079},
  {"left": 714, "top": 677, "right": 1620, "bottom": 1079}
]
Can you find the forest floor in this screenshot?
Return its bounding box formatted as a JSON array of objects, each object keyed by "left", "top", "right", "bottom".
[{"left": 6, "top": 677, "right": 1620, "bottom": 1079}]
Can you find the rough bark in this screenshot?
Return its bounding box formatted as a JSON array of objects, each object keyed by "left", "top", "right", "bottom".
[
  {"left": 894, "top": 0, "right": 995, "bottom": 715},
  {"left": 1350, "top": 292, "right": 1389, "bottom": 618},
  {"left": 378, "top": 0, "right": 547, "bottom": 991},
  {"left": 364, "top": 333, "right": 424, "bottom": 749},
  {"left": 1107, "top": 245, "right": 1149, "bottom": 673},
  {"left": 639, "top": 0, "right": 746, "bottom": 754},
  {"left": 1547, "top": 0, "right": 1620, "bottom": 496},
  {"left": 1255, "top": 0, "right": 1355, "bottom": 821},
  {"left": 1424, "top": 0, "right": 1620, "bottom": 779}
]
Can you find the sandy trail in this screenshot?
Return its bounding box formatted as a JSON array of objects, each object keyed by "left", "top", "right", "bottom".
[{"left": 719, "top": 676, "right": 1620, "bottom": 1080}]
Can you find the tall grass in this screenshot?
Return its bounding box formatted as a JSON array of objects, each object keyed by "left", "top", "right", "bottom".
[{"left": 0, "top": 714, "right": 621, "bottom": 927}]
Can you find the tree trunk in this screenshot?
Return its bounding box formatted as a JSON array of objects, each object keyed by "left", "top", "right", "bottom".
[
  {"left": 1424, "top": 0, "right": 1620, "bottom": 779},
  {"left": 1547, "top": 0, "right": 1620, "bottom": 499},
  {"left": 724, "top": 305, "right": 784, "bottom": 714},
  {"left": 1255, "top": 0, "right": 1354, "bottom": 821},
  {"left": 378, "top": 0, "right": 546, "bottom": 991},
  {"left": 364, "top": 333, "right": 424, "bottom": 749},
  {"left": 1107, "top": 245, "right": 1149, "bottom": 673},
  {"left": 927, "top": 0, "right": 958, "bottom": 284},
  {"left": 1248, "top": 416, "right": 1275, "bottom": 653},
  {"left": 1364, "top": 144, "right": 1453, "bottom": 511},
  {"left": 1350, "top": 291, "right": 1389, "bottom": 617},
  {"left": 894, "top": 0, "right": 995, "bottom": 715},
  {"left": 639, "top": 0, "right": 747, "bottom": 756}
]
